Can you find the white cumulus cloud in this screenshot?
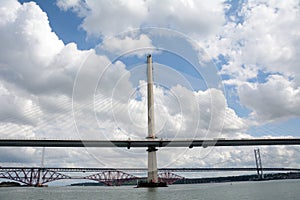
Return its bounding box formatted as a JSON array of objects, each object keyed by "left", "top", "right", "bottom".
[{"left": 56, "top": 0, "right": 226, "bottom": 38}]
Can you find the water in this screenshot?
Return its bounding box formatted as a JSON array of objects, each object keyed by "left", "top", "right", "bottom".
[{"left": 0, "top": 180, "right": 299, "bottom": 200}]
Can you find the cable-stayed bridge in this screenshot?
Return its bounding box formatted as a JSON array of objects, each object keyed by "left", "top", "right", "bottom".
[{"left": 1, "top": 55, "right": 300, "bottom": 187}]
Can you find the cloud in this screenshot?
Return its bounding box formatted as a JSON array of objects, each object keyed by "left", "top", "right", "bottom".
[
  {"left": 0, "top": 1, "right": 66, "bottom": 95},
  {"left": 56, "top": 0, "right": 83, "bottom": 12},
  {"left": 200, "top": 0, "right": 300, "bottom": 122},
  {"left": 0, "top": 0, "right": 21, "bottom": 25},
  {"left": 97, "top": 34, "right": 154, "bottom": 57},
  {"left": 239, "top": 75, "right": 300, "bottom": 122},
  {"left": 0, "top": 147, "right": 37, "bottom": 164},
  {"left": 0, "top": 94, "right": 39, "bottom": 125},
  {"left": 0, "top": 1, "right": 80, "bottom": 129},
  {"left": 56, "top": 0, "right": 226, "bottom": 38},
  {"left": 57, "top": 0, "right": 148, "bottom": 37},
  {"left": 145, "top": 0, "right": 225, "bottom": 37},
  {"left": 90, "top": 79, "right": 247, "bottom": 141},
  {"left": 202, "top": 0, "right": 300, "bottom": 79}
]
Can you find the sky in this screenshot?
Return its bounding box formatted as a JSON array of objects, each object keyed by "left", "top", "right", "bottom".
[{"left": 0, "top": 0, "right": 300, "bottom": 182}]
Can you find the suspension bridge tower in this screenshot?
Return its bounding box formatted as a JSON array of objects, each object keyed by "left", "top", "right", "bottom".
[{"left": 254, "top": 148, "right": 264, "bottom": 180}]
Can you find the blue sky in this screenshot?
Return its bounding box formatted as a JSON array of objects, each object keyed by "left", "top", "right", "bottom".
[
  {"left": 0, "top": 0, "right": 299, "bottom": 171},
  {"left": 19, "top": 0, "right": 96, "bottom": 50}
]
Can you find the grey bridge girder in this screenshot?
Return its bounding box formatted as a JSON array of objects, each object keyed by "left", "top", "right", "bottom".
[
  {"left": 1, "top": 167, "right": 300, "bottom": 172},
  {"left": 0, "top": 138, "right": 300, "bottom": 148}
]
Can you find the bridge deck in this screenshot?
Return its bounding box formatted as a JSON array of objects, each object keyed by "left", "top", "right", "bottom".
[
  {"left": 1, "top": 167, "right": 300, "bottom": 172},
  {"left": 0, "top": 138, "right": 300, "bottom": 148}
]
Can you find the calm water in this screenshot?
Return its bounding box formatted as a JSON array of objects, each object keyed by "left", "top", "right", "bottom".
[{"left": 0, "top": 180, "right": 299, "bottom": 200}]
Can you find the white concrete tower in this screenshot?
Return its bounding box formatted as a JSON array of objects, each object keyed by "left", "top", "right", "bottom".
[{"left": 146, "top": 54, "right": 158, "bottom": 183}]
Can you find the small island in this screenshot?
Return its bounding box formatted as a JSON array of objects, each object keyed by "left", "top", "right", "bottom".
[{"left": 0, "top": 181, "right": 21, "bottom": 187}]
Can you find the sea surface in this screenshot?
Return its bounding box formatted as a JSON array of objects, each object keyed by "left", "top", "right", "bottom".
[{"left": 0, "top": 180, "right": 299, "bottom": 200}]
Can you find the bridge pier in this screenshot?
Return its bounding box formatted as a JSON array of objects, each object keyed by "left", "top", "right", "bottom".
[{"left": 147, "top": 146, "right": 158, "bottom": 183}]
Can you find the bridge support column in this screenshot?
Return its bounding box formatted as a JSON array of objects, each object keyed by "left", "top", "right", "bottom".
[{"left": 147, "top": 146, "right": 158, "bottom": 183}]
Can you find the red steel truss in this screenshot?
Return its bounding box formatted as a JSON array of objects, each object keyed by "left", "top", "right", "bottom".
[
  {"left": 83, "top": 170, "right": 138, "bottom": 186},
  {"left": 0, "top": 167, "right": 186, "bottom": 186},
  {"left": 158, "top": 171, "right": 184, "bottom": 184},
  {"left": 0, "top": 168, "right": 71, "bottom": 186}
]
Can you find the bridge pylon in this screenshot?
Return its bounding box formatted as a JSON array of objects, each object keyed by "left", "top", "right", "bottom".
[
  {"left": 254, "top": 148, "right": 264, "bottom": 179},
  {"left": 137, "top": 55, "right": 167, "bottom": 187}
]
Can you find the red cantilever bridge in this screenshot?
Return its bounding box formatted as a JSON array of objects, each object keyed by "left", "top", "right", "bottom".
[
  {"left": 0, "top": 167, "right": 188, "bottom": 186},
  {"left": 1, "top": 167, "right": 300, "bottom": 186}
]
